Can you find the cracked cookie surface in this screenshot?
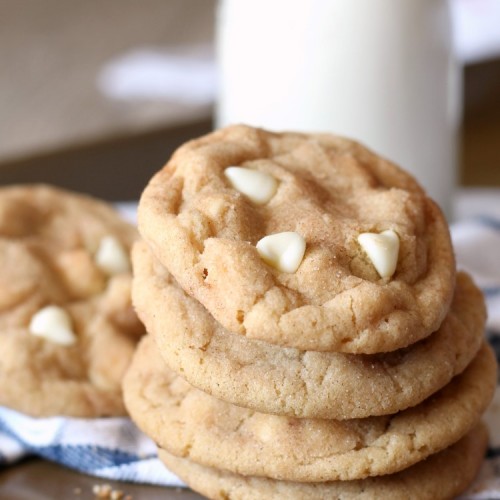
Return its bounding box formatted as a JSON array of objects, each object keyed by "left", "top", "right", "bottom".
[
  {"left": 158, "top": 423, "right": 488, "bottom": 500},
  {"left": 138, "top": 125, "right": 455, "bottom": 353},
  {"left": 124, "top": 336, "right": 495, "bottom": 482},
  {"left": 0, "top": 185, "right": 144, "bottom": 417},
  {"left": 132, "top": 241, "right": 485, "bottom": 419}
]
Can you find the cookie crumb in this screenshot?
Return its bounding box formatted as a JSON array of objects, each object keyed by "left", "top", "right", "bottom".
[
  {"left": 92, "top": 484, "right": 112, "bottom": 498},
  {"left": 110, "top": 490, "right": 124, "bottom": 500}
]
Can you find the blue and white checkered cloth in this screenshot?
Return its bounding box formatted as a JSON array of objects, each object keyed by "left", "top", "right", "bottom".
[
  {"left": 0, "top": 408, "right": 182, "bottom": 486},
  {"left": 1, "top": 198, "right": 500, "bottom": 497},
  {"left": 454, "top": 214, "right": 500, "bottom": 499}
]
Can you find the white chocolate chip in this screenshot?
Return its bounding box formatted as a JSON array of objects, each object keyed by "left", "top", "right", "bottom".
[
  {"left": 224, "top": 167, "right": 278, "bottom": 204},
  {"left": 95, "top": 236, "right": 130, "bottom": 276},
  {"left": 29, "top": 305, "right": 77, "bottom": 346},
  {"left": 358, "top": 230, "right": 400, "bottom": 278},
  {"left": 256, "top": 232, "right": 306, "bottom": 273}
]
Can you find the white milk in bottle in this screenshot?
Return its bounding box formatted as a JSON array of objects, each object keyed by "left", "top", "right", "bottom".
[{"left": 216, "top": 0, "right": 460, "bottom": 217}]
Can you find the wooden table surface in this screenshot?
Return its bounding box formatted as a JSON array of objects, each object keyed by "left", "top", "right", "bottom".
[{"left": 0, "top": 459, "right": 204, "bottom": 499}]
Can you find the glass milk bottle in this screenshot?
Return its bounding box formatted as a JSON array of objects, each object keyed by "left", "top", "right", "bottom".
[{"left": 216, "top": 0, "right": 460, "bottom": 218}]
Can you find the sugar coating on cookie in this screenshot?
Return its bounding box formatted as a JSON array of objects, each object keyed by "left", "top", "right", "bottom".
[
  {"left": 0, "top": 185, "right": 144, "bottom": 417},
  {"left": 138, "top": 125, "right": 455, "bottom": 353},
  {"left": 124, "top": 336, "right": 495, "bottom": 482},
  {"left": 158, "top": 424, "right": 488, "bottom": 500},
  {"left": 132, "top": 242, "right": 485, "bottom": 420}
]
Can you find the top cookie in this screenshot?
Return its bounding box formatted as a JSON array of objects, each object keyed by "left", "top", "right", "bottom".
[
  {"left": 138, "top": 125, "right": 455, "bottom": 353},
  {"left": 0, "top": 185, "right": 144, "bottom": 417}
]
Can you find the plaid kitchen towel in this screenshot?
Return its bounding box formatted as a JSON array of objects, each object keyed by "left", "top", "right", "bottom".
[
  {"left": 454, "top": 215, "right": 500, "bottom": 499},
  {"left": 0, "top": 207, "right": 500, "bottom": 497},
  {"left": 0, "top": 407, "right": 182, "bottom": 486}
]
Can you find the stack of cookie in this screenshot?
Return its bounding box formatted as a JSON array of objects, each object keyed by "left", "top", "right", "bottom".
[{"left": 125, "top": 125, "right": 496, "bottom": 499}]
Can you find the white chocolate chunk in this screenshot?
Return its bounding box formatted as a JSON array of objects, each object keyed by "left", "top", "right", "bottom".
[
  {"left": 29, "top": 305, "right": 77, "bottom": 346},
  {"left": 256, "top": 232, "right": 306, "bottom": 273},
  {"left": 224, "top": 167, "right": 278, "bottom": 204},
  {"left": 358, "top": 230, "right": 400, "bottom": 278},
  {"left": 95, "top": 236, "right": 130, "bottom": 276}
]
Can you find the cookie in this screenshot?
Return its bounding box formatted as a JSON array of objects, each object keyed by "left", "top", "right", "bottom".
[
  {"left": 124, "top": 336, "right": 495, "bottom": 482},
  {"left": 138, "top": 125, "right": 455, "bottom": 353},
  {"left": 158, "top": 423, "right": 488, "bottom": 500},
  {"left": 132, "top": 241, "right": 485, "bottom": 419},
  {"left": 0, "top": 185, "right": 144, "bottom": 417}
]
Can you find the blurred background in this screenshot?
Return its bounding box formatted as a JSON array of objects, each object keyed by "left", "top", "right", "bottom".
[
  {"left": 1, "top": 3, "right": 499, "bottom": 496},
  {"left": 0, "top": 0, "right": 498, "bottom": 207}
]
